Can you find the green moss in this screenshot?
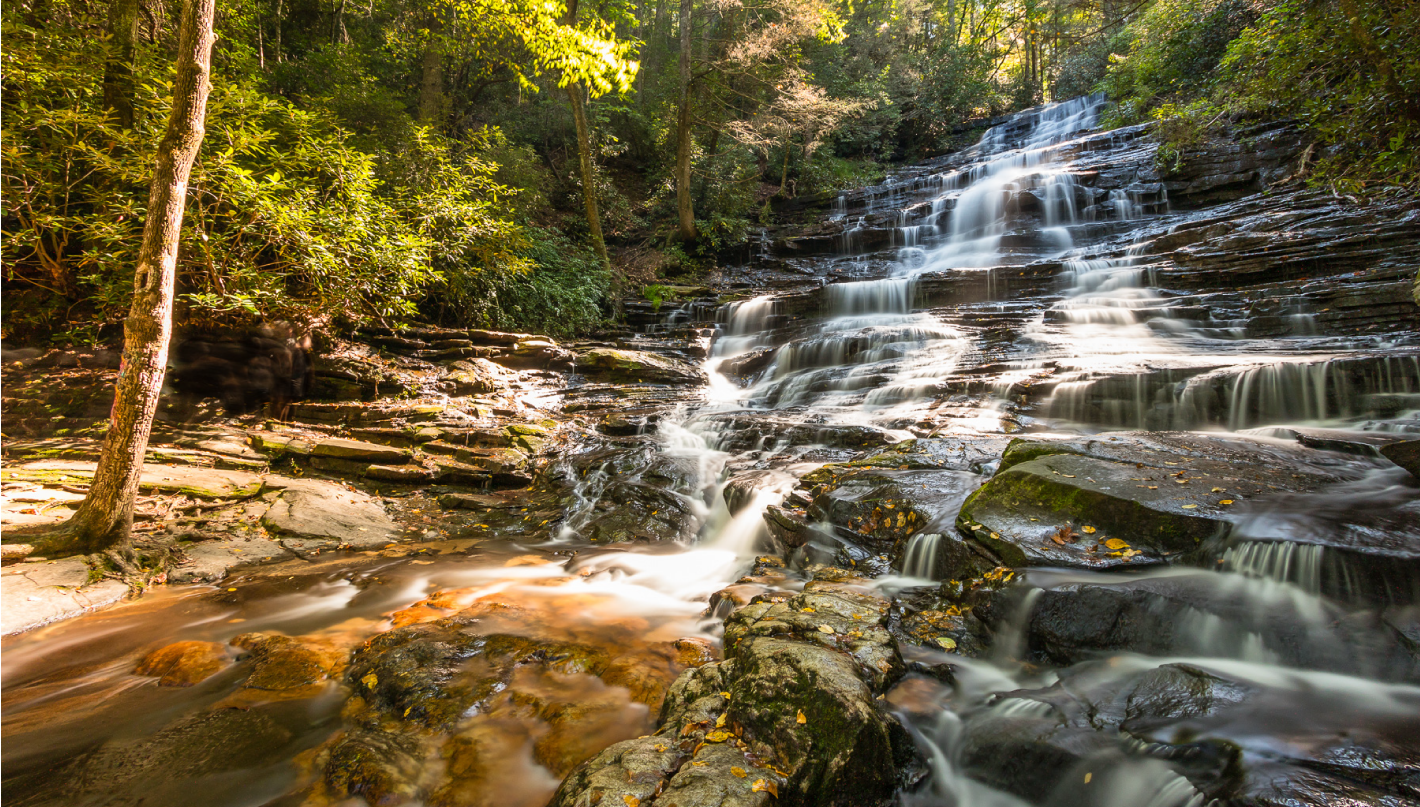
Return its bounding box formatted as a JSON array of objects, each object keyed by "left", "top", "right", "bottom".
[{"left": 996, "top": 439, "right": 1082, "bottom": 473}]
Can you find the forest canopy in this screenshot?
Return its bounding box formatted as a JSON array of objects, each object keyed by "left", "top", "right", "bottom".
[{"left": 4, "top": 0, "right": 1416, "bottom": 343}]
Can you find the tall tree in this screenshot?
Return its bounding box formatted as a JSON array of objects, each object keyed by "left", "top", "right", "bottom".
[
  {"left": 672, "top": 0, "right": 696, "bottom": 242},
  {"left": 102, "top": 0, "right": 141, "bottom": 128},
  {"left": 37, "top": 0, "right": 217, "bottom": 557}
]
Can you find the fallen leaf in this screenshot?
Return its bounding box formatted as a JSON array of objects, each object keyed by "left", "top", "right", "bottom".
[
  {"left": 731, "top": 767, "right": 748, "bottom": 778},
  {"left": 989, "top": 532, "right": 999, "bottom": 540},
  {"left": 361, "top": 673, "right": 378, "bottom": 690},
  {"left": 721, "top": 691, "right": 732, "bottom": 699},
  {"left": 796, "top": 709, "right": 807, "bottom": 724},
  {"left": 752, "top": 779, "right": 779, "bottom": 796},
  {"left": 1219, "top": 499, "right": 1233, "bottom": 505},
  {"left": 705, "top": 730, "right": 733, "bottom": 742},
  {"left": 692, "top": 760, "right": 707, "bottom": 767},
  {"left": 817, "top": 624, "right": 835, "bottom": 634},
  {"left": 715, "top": 713, "right": 727, "bottom": 728},
  {"left": 1084, "top": 772, "right": 1093, "bottom": 784},
  {"left": 623, "top": 796, "right": 640, "bottom": 807},
  {"left": 800, "top": 607, "right": 815, "bottom": 613},
  {"left": 1181, "top": 504, "right": 1198, "bottom": 509},
  {"left": 936, "top": 636, "right": 957, "bottom": 651},
  {"left": 1081, "top": 525, "right": 1097, "bottom": 534},
  {"left": 1104, "top": 538, "right": 1129, "bottom": 550}
]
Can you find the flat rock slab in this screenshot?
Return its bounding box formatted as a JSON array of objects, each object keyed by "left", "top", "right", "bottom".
[
  {"left": 958, "top": 432, "right": 1365, "bottom": 570},
  {"left": 577, "top": 348, "right": 707, "bottom": 385},
  {"left": 167, "top": 536, "right": 294, "bottom": 584},
  {"left": 310, "top": 438, "right": 412, "bottom": 464},
  {"left": 1, "top": 557, "right": 129, "bottom": 635},
  {"left": 1381, "top": 440, "right": 1420, "bottom": 478},
  {"left": 260, "top": 479, "right": 399, "bottom": 558},
  {"left": 1, "top": 461, "right": 264, "bottom": 499}
]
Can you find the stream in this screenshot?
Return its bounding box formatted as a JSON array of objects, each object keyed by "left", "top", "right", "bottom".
[{"left": 4, "top": 96, "right": 1419, "bottom": 807}]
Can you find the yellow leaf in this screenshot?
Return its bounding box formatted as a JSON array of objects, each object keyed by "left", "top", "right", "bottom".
[
  {"left": 800, "top": 607, "right": 815, "bottom": 613},
  {"left": 1104, "top": 538, "right": 1129, "bottom": 550},
  {"left": 752, "top": 779, "right": 779, "bottom": 796},
  {"left": 1219, "top": 499, "right": 1233, "bottom": 505},
  {"left": 705, "top": 731, "right": 733, "bottom": 742},
  {"left": 731, "top": 767, "right": 747, "bottom": 778},
  {"left": 989, "top": 532, "right": 999, "bottom": 540},
  {"left": 1081, "top": 525, "right": 1097, "bottom": 534},
  {"left": 1211, "top": 487, "right": 1223, "bottom": 492},
  {"left": 1084, "top": 772, "right": 1093, "bottom": 784},
  {"left": 361, "top": 673, "right": 378, "bottom": 690},
  {"left": 624, "top": 796, "right": 640, "bottom": 807},
  {"left": 817, "top": 624, "right": 834, "bottom": 634},
  {"left": 692, "top": 760, "right": 707, "bottom": 767},
  {"left": 1147, "top": 485, "right": 1158, "bottom": 489},
  {"left": 935, "top": 636, "right": 957, "bottom": 651},
  {"left": 721, "top": 691, "right": 732, "bottom": 700},
  {"left": 227, "top": 588, "right": 237, "bottom": 592},
  {"left": 796, "top": 709, "right": 807, "bottom": 724},
  {"left": 715, "top": 713, "right": 727, "bottom": 728},
  {"left": 1181, "top": 504, "right": 1198, "bottom": 509}
]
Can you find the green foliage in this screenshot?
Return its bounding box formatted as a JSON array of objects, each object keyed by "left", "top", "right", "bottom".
[
  {"left": 1, "top": 4, "right": 528, "bottom": 340},
  {"left": 1098, "top": 0, "right": 1420, "bottom": 190},
  {"left": 1098, "top": 0, "right": 1257, "bottom": 128},
  {"left": 642, "top": 283, "right": 673, "bottom": 311},
  {"left": 433, "top": 227, "right": 611, "bottom": 336},
  {"left": 1213, "top": 0, "right": 1420, "bottom": 189}
]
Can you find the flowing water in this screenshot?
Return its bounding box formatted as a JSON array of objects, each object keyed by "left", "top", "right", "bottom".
[{"left": 5, "top": 96, "right": 1419, "bottom": 806}]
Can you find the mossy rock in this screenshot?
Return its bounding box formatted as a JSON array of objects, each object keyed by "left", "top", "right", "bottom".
[{"left": 956, "top": 453, "right": 1225, "bottom": 570}]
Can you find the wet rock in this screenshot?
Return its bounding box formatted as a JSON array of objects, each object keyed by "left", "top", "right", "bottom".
[
  {"left": 218, "top": 632, "right": 349, "bottom": 707},
  {"left": 723, "top": 470, "right": 783, "bottom": 514},
  {"left": 958, "top": 451, "right": 1221, "bottom": 569},
  {"left": 1, "top": 556, "right": 130, "bottom": 635},
  {"left": 1381, "top": 440, "right": 1420, "bottom": 478},
  {"left": 135, "top": 640, "right": 232, "bottom": 687},
  {"left": 958, "top": 659, "right": 1420, "bottom": 807},
  {"left": 49, "top": 708, "right": 297, "bottom": 805},
  {"left": 548, "top": 736, "right": 687, "bottom": 807},
  {"left": 555, "top": 583, "right": 920, "bottom": 807},
  {"left": 578, "top": 348, "right": 707, "bottom": 385},
  {"left": 720, "top": 346, "right": 776, "bottom": 383},
  {"left": 260, "top": 479, "right": 400, "bottom": 556},
  {"left": 578, "top": 480, "right": 698, "bottom": 544},
  {"left": 1019, "top": 573, "right": 1419, "bottom": 681}
]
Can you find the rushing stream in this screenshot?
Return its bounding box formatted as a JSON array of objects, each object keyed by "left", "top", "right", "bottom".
[{"left": 5, "top": 96, "right": 1419, "bottom": 806}]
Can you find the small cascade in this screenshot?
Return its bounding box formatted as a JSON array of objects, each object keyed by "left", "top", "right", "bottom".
[
  {"left": 1222, "top": 540, "right": 1325, "bottom": 594},
  {"left": 900, "top": 532, "right": 943, "bottom": 579}
]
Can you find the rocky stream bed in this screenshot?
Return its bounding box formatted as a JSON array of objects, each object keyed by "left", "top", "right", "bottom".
[{"left": 3, "top": 96, "right": 1420, "bottom": 807}]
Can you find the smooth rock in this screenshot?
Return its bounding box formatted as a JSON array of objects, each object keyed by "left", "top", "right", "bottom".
[
  {"left": 577, "top": 348, "right": 707, "bottom": 385},
  {"left": 260, "top": 479, "right": 399, "bottom": 556}
]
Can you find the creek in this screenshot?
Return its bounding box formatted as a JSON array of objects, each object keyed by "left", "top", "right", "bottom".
[{"left": 4, "top": 96, "right": 1419, "bottom": 807}]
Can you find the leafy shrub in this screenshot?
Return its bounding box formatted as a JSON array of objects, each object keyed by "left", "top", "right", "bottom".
[{"left": 430, "top": 227, "right": 611, "bottom": 336}]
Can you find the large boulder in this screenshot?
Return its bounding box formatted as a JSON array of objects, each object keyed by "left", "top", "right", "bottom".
[
  {"left": 260, "top": 479, "right": 401, "bottom": 557},
  {"left": 551, "top": 574, "right": 923, "bottom": 807},
  {"left": 577, "top": 348, "right": 707, "bottom": 385},
  {"left": 1016, "top": 572, "right": 1419, "bottom": 681},
  {"left": 955, "top": 432, "right": 1361, "bottom": 572},
  {"left": 956, "top": 659, "right": 1420, "bottom": 807}
]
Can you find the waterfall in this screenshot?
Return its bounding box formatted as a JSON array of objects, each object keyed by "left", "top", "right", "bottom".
[
  {"left": 1221, "top": 540, "right": 1325, "bottom": 595},
  {"left": 901, "top": 532, "right": 943, "bottom": 579}
]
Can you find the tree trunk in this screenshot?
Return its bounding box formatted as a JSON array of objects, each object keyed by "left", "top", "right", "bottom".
[
  {"left": 566, "top": 84, "right": 610, "bottom": 270},
  {"left": 673, "top": 0, "right": 696, "bottom": 242},
  {"left": 103, "top": 0, "right": 141, "bottom": 129},
  {"left": 417, "top": 14, "right": 444, "bottom": 125},
  {"left": 51, "top": 0, "right": 216, "bottom": 556}
]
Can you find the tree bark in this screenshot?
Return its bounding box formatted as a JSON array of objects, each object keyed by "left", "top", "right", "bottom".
[
  {"left": 673, "top": 0, "right": 696, "bottom": 242},
  {"left": 566, "top": 84, "right": 610, "bottom": 270},
  {"left": 417, "top": 12, "right": 444, "bottom": 124},
  {"left": 103, "top": 0, "right": 141, "bottom": 129},
  {"left": 53, "top": 0, "right": 216, "bottom": 555}
]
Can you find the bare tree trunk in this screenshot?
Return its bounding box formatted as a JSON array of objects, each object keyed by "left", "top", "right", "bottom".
[
  {"left": 103, "top": 0, "right": 141, "bottom": 129},
  {"left": 417, "top": 12, "right": 444, "bottom": 125},
  {"left": 567, "top": 84, "right": 610, "bottom": 270},
  {"left": 44, "top": 0, "right": 215, "bottom": 557},
  {"left": 673, "top": 0, "right": 696, "bottom": 243}
]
